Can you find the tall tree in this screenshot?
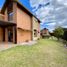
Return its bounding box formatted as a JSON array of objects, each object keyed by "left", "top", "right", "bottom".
[{"left": 54, "top": 27, "right": 64, "bottom": 40}]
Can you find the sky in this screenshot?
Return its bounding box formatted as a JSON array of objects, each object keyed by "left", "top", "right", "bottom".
[
  {"left": 29, "top": 0, "right": 67, "bottom": 32},
  {"left": 0, "top": 0, "right": 32, "bottom": 11},
  {"left": 0, "top": 0, "right": 67, "bottom": 32}
]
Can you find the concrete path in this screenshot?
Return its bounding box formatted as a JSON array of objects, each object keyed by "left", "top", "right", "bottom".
[
  {"left": 19, "top": 41, "right": 37, "bottom": 46},
  {"left": 0, "top": 41, "right": 37, "bottom": 51},
  {"left": 0, "top": 43, "right": 17, "bottom": 51}
]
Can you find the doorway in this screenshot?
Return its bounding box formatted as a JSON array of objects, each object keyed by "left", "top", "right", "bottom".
[{"left": 8, "top": 27, "right": 13, "bottom": 42}]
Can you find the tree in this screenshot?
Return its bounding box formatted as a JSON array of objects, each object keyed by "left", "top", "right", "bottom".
[{"left": 54, "top": 27, "right": 64, "bottom": 40}]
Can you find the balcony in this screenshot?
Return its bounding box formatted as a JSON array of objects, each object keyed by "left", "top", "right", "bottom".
[
  {"left": 0, "top": 14, "right": 5, "bottom": 21},
  {"left": 0, "top": 13, "right": 13, "bottom": 22},
  {"left": 0, "top": 14, "right": 16, "bottom": 27},
  {"left": 8, "top": 13, "right": 13, "bottom": 21}
]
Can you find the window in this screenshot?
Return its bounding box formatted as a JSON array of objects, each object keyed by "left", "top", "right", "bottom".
[
  {"left": 7, "top": 2, "right": 13, "bottom": 21},
  {"left": 8, "top": 12, "right": 13, "bottom": 21},
  {"left": 34, "top": 29, "right": 37, "bottom": 37}
]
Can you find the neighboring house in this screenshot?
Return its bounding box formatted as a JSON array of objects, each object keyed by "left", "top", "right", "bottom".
[
  {"left": 0, "top": 0, "right": 40, "bottom": 44},
  {"left": 41, "top": 28, "right": 50, "bottom": 38}
]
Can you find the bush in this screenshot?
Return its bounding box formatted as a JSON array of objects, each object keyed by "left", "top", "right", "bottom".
[{"left": 42, "top": 34, "right": 50, "bottom": 39}]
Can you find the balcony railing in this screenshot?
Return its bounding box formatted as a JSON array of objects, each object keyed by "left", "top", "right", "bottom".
[
  {"left": 0, "top": 14, "right": 5, "bottom": 21},
  {"left": 8, "top": 15, "right": 13, "bottom": 21}
]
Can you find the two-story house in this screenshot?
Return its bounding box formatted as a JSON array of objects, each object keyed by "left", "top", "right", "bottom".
[
  {"left": 0, "top": 0, "right": 40, "bottom": 44},
  {"left": 41, "top": 28, "right": 50, "bottom": 38}
]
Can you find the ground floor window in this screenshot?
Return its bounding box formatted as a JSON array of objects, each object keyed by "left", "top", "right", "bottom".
[{"left": 34, "top": 29, "right": 37, "bottom": 37}]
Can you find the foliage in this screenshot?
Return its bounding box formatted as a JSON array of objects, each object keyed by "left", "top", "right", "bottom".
[{"left": 54, "top": 27, "right": 64, "bottom": 40}]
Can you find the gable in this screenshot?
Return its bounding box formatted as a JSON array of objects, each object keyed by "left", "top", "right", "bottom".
[
  {"left": 1, "top": 0, "right": 40, "bottom": 22},
  {"left": 1, "top": 0, "right": 13, "bottom": 14}
]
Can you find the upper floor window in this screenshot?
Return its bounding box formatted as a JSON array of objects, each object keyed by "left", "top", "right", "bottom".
[
  {"left": 7, "top": 2, "right": 13, "bottom": 21},
  {"left": 7, "top": 2, "right": 13, "bottom": 13}
]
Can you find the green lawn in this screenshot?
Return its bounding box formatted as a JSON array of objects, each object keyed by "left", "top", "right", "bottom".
[{"left": 0, "top": 39, "right": 67, "bottom": 67}]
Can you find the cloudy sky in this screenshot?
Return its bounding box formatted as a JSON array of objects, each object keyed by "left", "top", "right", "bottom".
[
  {"left": 0, "top": 0, "right": 67, "bottom": 32},
  {"left": 29, "top": 0, "right": 67, "bottom": 32}
]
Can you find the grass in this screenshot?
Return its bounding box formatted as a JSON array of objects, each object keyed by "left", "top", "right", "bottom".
[{"left": 0, "top": 39, "right": 67, "bottom": 67}]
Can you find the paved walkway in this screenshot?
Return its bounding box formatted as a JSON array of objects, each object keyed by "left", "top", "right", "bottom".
[
  {"left": 0, "top": 43, "right": 17, "bottom": 51},
  {"left": 0, "top": 41, "right": 37, "bottom": 51},
  {"left": 19, "top": 41, "right": 37, "bottom": 46}
]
